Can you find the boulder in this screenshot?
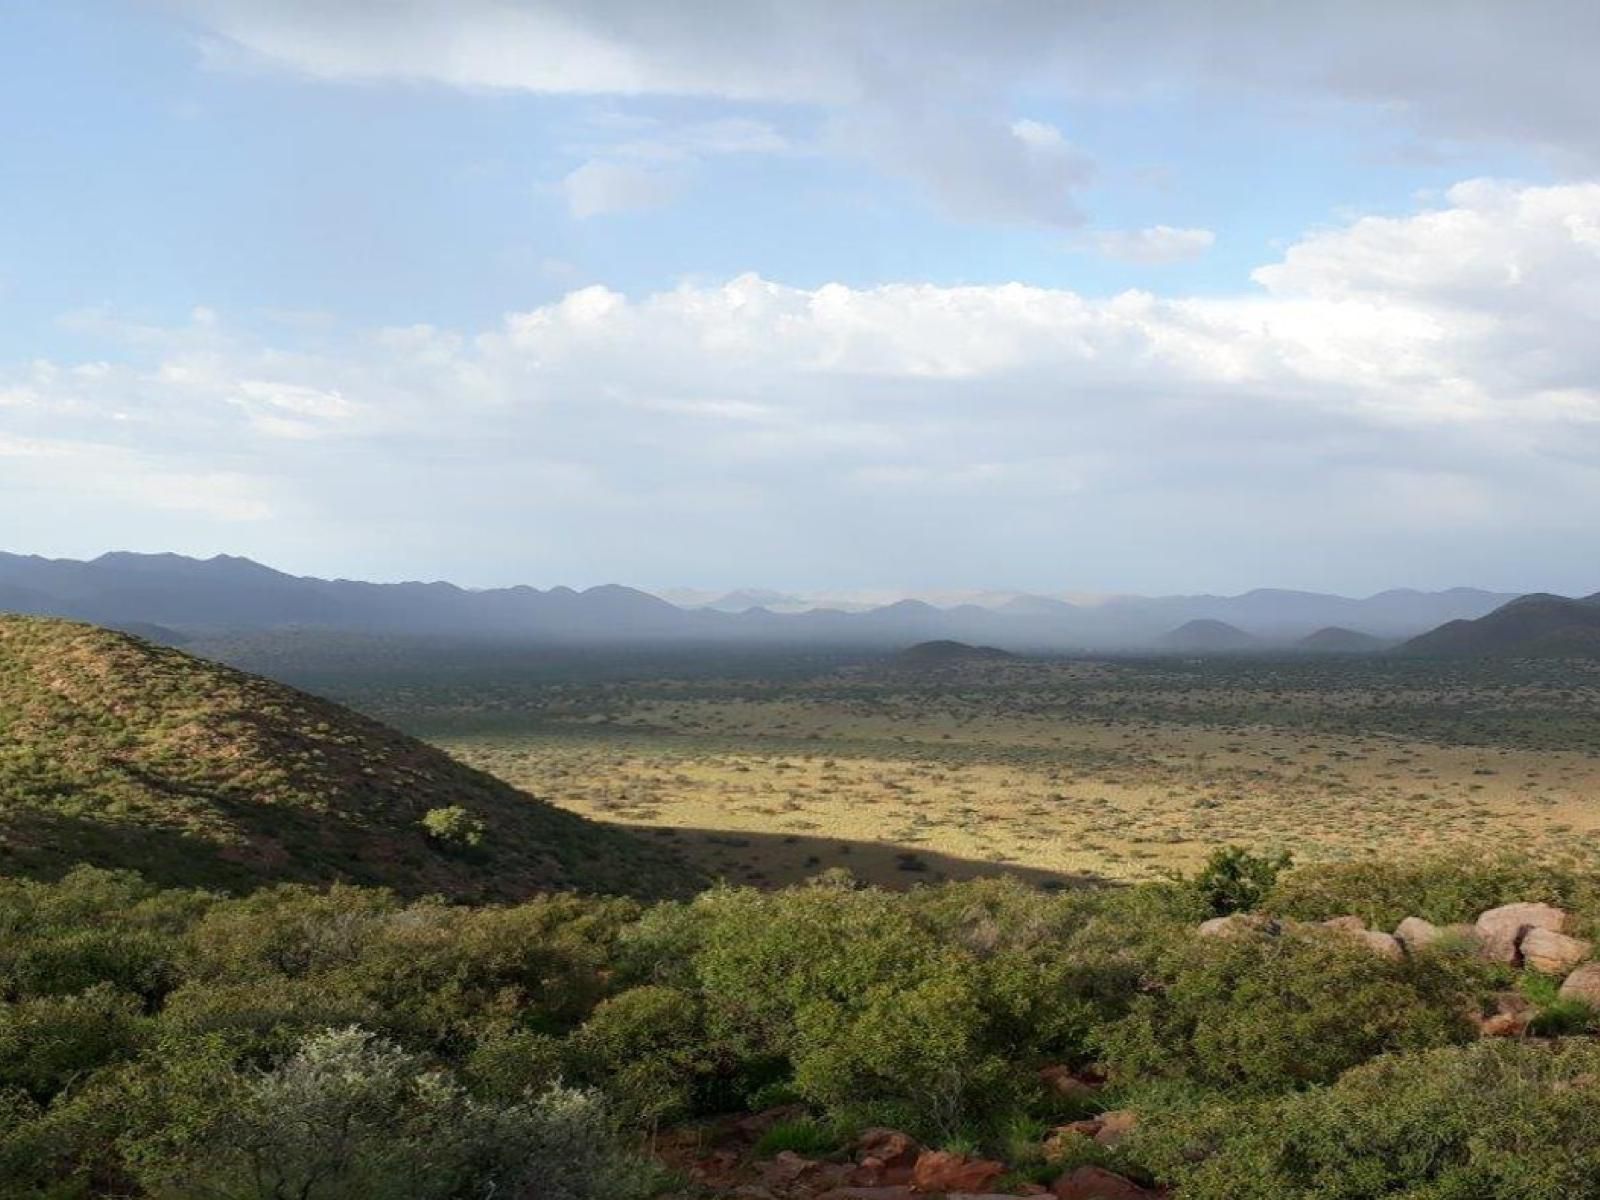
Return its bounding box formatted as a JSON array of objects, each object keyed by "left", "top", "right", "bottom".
[
  {"left": 1476, "top": 903, "right": 1569, "bottom": 964},
  {"left": 1520, "top": 928, "right": 1593, "bottom": 975},
  {"left": 855, "top": 1128, "right": 920, "bottom": 1170},
  {"left": 817, "top": 1189, "right": 919, "bottom": 1200},
  {"left": 1052, "top": 1165, "right": 1159, "bottom": 1199},
  {"left": 911, "top": 1151, "right": 1006, "bottom": 1193},
  {"left": 1394, "top": 916, "right": 1441, "bottom": 949},
  {"left": 1559, "top": 962, "right": 1600, "bottom": 1007},
  {"left": 1322, "top": 915, "right": 1367, "bottom": 932},
  {"left": 1358, "top": 930, "right": 1405, "bottom": 960},
  {"left": 1197, "top": 913, "right": 1279, "bottom": 938}
]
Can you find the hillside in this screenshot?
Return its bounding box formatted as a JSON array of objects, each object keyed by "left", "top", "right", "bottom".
[
  {"left": 1297, "top": 625, "right": 1385, "bottom": 653},
  {"left": 1156, "top": 618, "right": 1260, "bottom": 652},
  {"left": 892, "top": 639, "right": 1018, "bottom": 667},
  {"left": 1401, "top": 593, "right": 1600, "bottom": 657},
  {"left": 0, "top": 616, "right": 702, "bottom": 900}
]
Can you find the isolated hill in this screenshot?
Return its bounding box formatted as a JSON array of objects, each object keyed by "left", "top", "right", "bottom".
[
  {"left": 0, "top": 616, "right": 701, "bottom": 900},
  {"left": 1297, "top": 626, "right": 1386, "bottom": 653},
  {"left": 892, "top": 639, "right": 1018, "bottom": 667},
  {"left": 1400, "top": 593, "right": 1600, "bottom": 657},
  {"left": 1156, "top": 619, "right": 1260, "bottom": 652}
]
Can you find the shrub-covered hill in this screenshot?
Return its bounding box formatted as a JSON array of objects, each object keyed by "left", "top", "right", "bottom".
[{"left": 0, "top": 616, "right": 702, "bottom": 900}]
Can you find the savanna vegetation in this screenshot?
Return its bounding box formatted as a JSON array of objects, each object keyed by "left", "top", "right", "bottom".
[{"left": 3, "top": 851, "right": 1600, "bottom": 1198}]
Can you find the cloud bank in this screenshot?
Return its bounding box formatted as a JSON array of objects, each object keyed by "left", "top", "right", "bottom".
[{"left": 6, "top": 179, "right": 1600, "bottom": 589}]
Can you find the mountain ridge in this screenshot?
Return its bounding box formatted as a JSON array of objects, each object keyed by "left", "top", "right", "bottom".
[{"left": 0, "top": 550, "right": 1526, "bottom": 651}]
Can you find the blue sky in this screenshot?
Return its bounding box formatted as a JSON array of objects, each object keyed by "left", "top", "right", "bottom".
[{"left": 3, "top": 2, "right": 1599, "bottom": 595}]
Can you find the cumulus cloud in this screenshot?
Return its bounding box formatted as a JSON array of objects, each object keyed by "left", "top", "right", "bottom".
[
  {"left": 1091, "top": 225, "right": 1216, "bottom": 264},
  {"left": 7, "top": 180, "right": 1600, "bottom": 588}
]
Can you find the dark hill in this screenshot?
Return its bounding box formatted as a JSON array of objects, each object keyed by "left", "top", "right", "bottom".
[
  {"left": 1155, "top": 619, "right": 1259, "bottom": 652},
  {"left": 1400, "top": 593, "right": 1600, "bottom": 657},
  {"left": 0, "top": 616, "right": 702, "bottom": 900},
  {"left": 1297, "top": 626, "right": 1385, "bottom": 653},
  {"left": 893, "top": 639, "right": 1018, "bottom": 667}
]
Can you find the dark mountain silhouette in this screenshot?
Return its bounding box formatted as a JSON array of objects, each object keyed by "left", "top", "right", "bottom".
[
  {"left": 893, "top": 639, "right": 1018, "bottom": 667},
  {"left": 0, "top": 616, "right": 702, "bottom": 900},
  {"left": 1156, "top": 619, "right": 1260, "bottom": 652},
  {"left": 1297, "top": 626, "right": 1386, "bottom": 653},
  {"left": 1400, "top": 593, "right": 1600, "bottom": 657},
  {"left": 0, "top": 551, "right": 1524, "bottom": 651}
]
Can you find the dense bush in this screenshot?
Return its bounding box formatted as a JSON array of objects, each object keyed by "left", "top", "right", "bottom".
[
  {"left": 1095, "top": 925, "right": 1493, "bottom": 1093},
  {"left": 0, "top": 855, "right": 1596, "bottom": 1196},
  {"left": 1191, "top": 845, "right": 1292, "bottom": 916},
  {"left": 1130, "top": 1040, "right": 1600, "bottom": 1200}
]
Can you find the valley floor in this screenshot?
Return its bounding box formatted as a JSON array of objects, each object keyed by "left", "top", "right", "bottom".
[{"left": 371, "top": 654, "right": 1600, "bottom": 888}]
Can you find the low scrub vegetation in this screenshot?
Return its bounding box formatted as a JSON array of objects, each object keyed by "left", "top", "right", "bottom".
[{"left": 5, "top": 850, "right": 1600, "bottom": 1196}]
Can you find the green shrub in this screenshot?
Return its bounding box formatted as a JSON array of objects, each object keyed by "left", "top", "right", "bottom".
[
  {"left": 1191, "top": 846, "right": 1292, "bottom": 917},
  {"left": 0, "top": 985, "right": 143, "bottom": 1102},
  {"left": 1132, "top": 1040, "right": 1600, "bottom": 1200},
  {"left": 420, "top": 805, "right": 487, "bottom": 852},
  {"left": 1095, "top": 926, "right": 1489, "bottom": 1094},
  {"left": 137, "top": 1026, "right": 656, "bottom": 1200},
  {"left": 571, "top": 985, "right": 710, "bottom": 1125}
]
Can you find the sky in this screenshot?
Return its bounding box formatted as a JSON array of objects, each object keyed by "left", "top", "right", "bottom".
[{"left": 3, "top": 1, "right": 1600, "bottom": 596}]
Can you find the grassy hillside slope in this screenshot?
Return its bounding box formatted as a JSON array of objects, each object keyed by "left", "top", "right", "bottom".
[{"left": 0, "top": 616, "right": 701, "bottom": 900}]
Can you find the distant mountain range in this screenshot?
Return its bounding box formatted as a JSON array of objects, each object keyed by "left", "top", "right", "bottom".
[{"left": 0, "top": 550, "right": 1534, "bottom": 652}]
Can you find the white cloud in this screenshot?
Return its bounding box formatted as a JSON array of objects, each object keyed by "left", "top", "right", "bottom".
[
  {"left": 8, "top": 179, "right": 1600, "bottom": 587},
  {"left": 559, "top": 159, "right": 681, "bottom": 218},
  {"left": 1092, "top": 225, "right": 1216, "bottom": 264}
]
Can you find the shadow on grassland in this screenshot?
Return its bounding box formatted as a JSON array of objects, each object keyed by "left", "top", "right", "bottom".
[{"left": 614, "top": 822, "right": 1107, "bottom": 892}]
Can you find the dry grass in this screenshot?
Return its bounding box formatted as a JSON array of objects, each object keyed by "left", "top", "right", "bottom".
[{"left": 420, "top": 657, "right": 1600, "bottom": 888}]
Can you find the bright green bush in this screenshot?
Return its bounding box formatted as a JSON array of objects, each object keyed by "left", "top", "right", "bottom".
[
  {"left": 1131, "top": 1040, "right": 1600, "bottom": 1200},
  {"left": 1191, "top": 846, "right": 1292, "bottom": 916},
  {"left": 1095, "top": 926, "right": 1490, "bottom": 1094},
  {"left": 420, "top": 805, "right": 487, "bottom": 852}
]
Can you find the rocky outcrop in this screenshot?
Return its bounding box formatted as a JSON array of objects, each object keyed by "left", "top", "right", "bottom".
[{"left": 1476, "top": 902, "right": 1569, "bottom": 966}]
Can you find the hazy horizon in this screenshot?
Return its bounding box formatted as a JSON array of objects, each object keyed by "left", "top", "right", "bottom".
[{"left": 7, "top": 3, "right": 1600, "bottom": 594}]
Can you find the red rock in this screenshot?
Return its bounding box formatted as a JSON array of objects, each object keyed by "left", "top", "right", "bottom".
[
  {"left": 857, "top": 1128, "right": 922, "bottom": 1169},
  {"left": 759, "top": 1150, "right": 821, "bottom": 1185},
  {"left": 1051, "top": 1165, "right": 1158, "bottom": 1199},
  {"left": 1092, "top": 1109, "right": 1140, "bottom": 1147},
  {"left": 849, "top": 1159, "right": 914, "bottom": 1188},
  {"left": 911, "top": 1150, "right": 1006, "bottom": 1193},
  {"left": 1475, "top": 991, "right": 1534, "bottom": 1037}
]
